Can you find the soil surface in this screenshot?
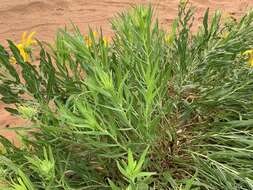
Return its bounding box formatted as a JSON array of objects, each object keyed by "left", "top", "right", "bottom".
[{"left": 0, "top": 0, "right": 252, "bottom": 142}]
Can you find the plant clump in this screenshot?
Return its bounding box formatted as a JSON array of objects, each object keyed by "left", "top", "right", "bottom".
[{"left": 0, "top": 2, "right": 253, "bottom": 190}]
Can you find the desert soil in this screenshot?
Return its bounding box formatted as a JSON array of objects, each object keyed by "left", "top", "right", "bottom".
[{"left": 0, "top": 0, "right": 252, "bottom": 143}]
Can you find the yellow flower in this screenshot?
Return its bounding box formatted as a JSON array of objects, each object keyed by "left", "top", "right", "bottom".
[
  {"left": 10, "top": 31, "right": 37, "bottom": 64},
  {"left": 84, "top": 36, "right": 92, "bottom": 47},
  {"left": 17, "top": 44, "right": 29, "bottom": 62},
  {"left": 21, "top": 31, "right": 37, "bottom": 48},
  {"left": 103, "top": 36, "right": 110, "bottom": 46},
  {"left": 92, "top": 31, "right": 98, "bottom": 38},
  {"left": 84, "top": 31, "right": 110, "bottom": 47},
  {"left": 243, "top": 49, "right": 253, "bottom": 67},
  {"left": 84, "top": 31, "right": 98, "bottom": 47}
]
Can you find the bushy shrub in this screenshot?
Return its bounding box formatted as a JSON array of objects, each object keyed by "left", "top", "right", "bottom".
[{"left": 1, "top": 2, "right": 253, "bottom": 189}]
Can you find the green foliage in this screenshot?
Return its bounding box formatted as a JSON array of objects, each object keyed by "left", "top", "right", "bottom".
[
  {"left": 109, "top": 147, "right": 155, "bottom": 190},
  {"left": 25, "top": 147, "right": 55, "bottom": 181},
  {"left": 0, "top": 2, "right": 253, "bottom": 190}
]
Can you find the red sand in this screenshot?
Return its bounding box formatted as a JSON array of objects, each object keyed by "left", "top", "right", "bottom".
[{"left": 0, "top": 0, "right": 252, "bottom": 142}]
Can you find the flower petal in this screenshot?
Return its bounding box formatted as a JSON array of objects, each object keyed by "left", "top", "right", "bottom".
[
  {"left": 21, "top": 31, "right": 27, "bottom": 45},
  {"left": 26, "top": 32, "right": 36, "bottom": 47}
]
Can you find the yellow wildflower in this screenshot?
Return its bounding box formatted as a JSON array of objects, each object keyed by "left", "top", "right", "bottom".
[
  {"left": 103, "top": 36, "right": 110, "bottom": 46},
  {"left": 10, "top": 31, "right": 37, "bottom": 64},
  {"left": 243, "top": 49, "right": 253, "bottom": 67},
  {"left": 84, "top": 31, "right": 98, "bottom": 47},
  {"left": 21, "top": 31, "right": 37, "bottom": 48},
  {"left": 17, "top": 44, "right": 29, "bottom": 62},
  {"left": 84, "top": 31, "right": 109, "bottom": 47},
  {"left": 92, "top": 31, "right": 98, "bottom": 38},
  {"left": 84, "top": 36, "right": 92, "bottom": 47}
]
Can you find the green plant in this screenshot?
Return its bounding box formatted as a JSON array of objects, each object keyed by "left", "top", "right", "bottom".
[
  {"left": 25, "top": 147, "right": 55, "bottom": 182},
  {"left": 109, "top": 147, "right": 155, "bottom": 190},
  {"left": 0, "top": 2, "right": 253, "bottom": 189}
]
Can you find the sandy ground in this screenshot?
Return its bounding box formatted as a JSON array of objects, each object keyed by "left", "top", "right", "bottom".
[{"left": 0, "top": 0, "right": 252, "bottom": 142}]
